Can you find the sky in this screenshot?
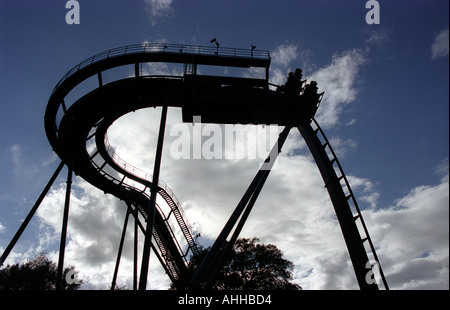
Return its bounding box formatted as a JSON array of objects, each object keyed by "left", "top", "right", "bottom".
[{"left": 0, "top": 0, "right": 448, "bottom": 290}]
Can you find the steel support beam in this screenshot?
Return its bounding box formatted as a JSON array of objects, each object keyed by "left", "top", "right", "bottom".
[
  {"left": 133, "top": 204, "right": 139, "bottom": 290},
  {"left": 187, "top": 126, "right": 291, "bottom": 289},
  {"left": 205, "top": 166, "right": 271, "bottom": 289},
  {"left": 56, "top": 167, "right": 73, "bottom": 290},
  {"left": 139, "top": 105, "right": 168, "bottom": 290},
  {"left": 0, "top": 161, "right": 65, "bottom": 267},
  {"left": 111, "top": 207, "right": 131, "bottom": 290}
]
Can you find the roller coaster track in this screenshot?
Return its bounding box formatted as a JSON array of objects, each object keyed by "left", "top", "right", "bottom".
[
  {"left": 298, "top": 117, "right": 389, "bottom": 290},
  {"left": 0, "top": 42, "right": 388, "bottom": 289},
  {"left": 44, "top": 43, "right": 238, "bottom": 283}
]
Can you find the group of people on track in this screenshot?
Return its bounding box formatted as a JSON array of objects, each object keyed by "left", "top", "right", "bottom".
[{"left": 277, "top": 68, "right": 322, "bottom": 116}]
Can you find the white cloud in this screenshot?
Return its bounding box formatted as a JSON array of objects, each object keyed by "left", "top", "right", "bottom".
[
  {"left": 269, "top": 44, "right": 318, "bottom": 86},
  {"left": 308, "top": 49, "right": 366, "bottom": 128},
  {"left": 269, "top": 44, "right": 367, "bottom": 129},
  {"left": 143, "top": 61, "right": 184, "bottom": 77},
  {"left": 365, "top": 173, "right": 449, "bottom": 289},
  {"left": 365, "top": 28, "right": 390, "bottom": 52},
  {"left": 6, "top": 144, "right": 39, "bottom": 183},
  {"left": 145, "top": 0, "right": 174, "bottom": 25},
  {"left": 435, "top": 157, "right": 449, "bottom": 182},
  {"left": 271, "top": 44, "right": 299, "bottom": 67},
  {"left": 346, "top": 175, "right": 380, "bottom": 210},
  {"left": 0, "top": 245, "right": 39, "bottom": 267},
  {"left": 269, "top": 44, "right": 299, "bottom": 86},
  {"left": 431, "top": 28, "right": 449, "bottom": 59},
  {"left": 328, "top": 137, "right": 358, "bottom": 159}
]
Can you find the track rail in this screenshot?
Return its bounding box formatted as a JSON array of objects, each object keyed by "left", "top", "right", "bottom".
[
  {"left": 102, "top": 135, "right": 199, "bottom": 257},
  {"left": 52, "top": 42, "right": 270, "bottom": 92},
  {"left": 297, "top": 117, "right": 389, "bottom": 290},
  {"left": 308, "top": 117, "right": 388, "bottom": 289}
]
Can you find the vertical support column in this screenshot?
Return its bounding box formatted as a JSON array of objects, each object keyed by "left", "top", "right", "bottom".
[
  {"left": 56, "top": 167, "right": 73, "bottom": 290},
  {"left": 133, "top": 205, "right": 139, "bottom": 290},
  {"left": 97, "top": 71, "right": 103, "bottom": 87},
  {"left": 138, "top": 105, "right": 168, "bottom": 290},
  {"left": 135, "top": 63, "right": 140, "bottom": 78}
]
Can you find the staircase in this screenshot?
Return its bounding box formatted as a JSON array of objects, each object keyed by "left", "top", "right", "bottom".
[
  {"left": 129, "top": 198, "right": 183, "bottom": 282},
  {"left": 158, "top": 188, "right": 200, "bottom": 257}
]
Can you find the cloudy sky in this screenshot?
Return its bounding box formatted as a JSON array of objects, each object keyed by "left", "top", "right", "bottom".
[{"left": 0, "top": 0, "right": 448, "bottom": 290}]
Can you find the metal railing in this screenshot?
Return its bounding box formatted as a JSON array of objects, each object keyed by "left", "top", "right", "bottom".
[
  {"left": 89, "top": 145, "right": 194, "bottom": 268},
  {"left": 52, "top": 42, "right": 270, "bottom": 94},
  {"left": 92, "top": 160, "right": 189, "bottom": 271},
  {"left": 103, "top": 135, "right": 195, "bottom": 240}
]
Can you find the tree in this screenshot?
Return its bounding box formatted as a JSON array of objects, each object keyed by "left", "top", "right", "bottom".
[
  {"left": 0, "top": 253, "right": 82, "bottom": 290},
  {"left": 172, "top": 237, "right": 301, "bottom": 290}
]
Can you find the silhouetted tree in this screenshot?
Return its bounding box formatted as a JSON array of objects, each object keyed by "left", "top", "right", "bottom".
[
  {"left": 0, "top": 253, "right": 82, "bottom": 290},
  {"left": 172, "top": 237, "right": 301, "bottom": 290}
]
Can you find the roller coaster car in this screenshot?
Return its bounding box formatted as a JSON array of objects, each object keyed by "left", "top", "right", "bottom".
[{"left": 181, "top": 74, "right": 324, "bottom": 126}]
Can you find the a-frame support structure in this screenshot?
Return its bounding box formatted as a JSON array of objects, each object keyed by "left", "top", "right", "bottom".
[{"left": 187, "top": 119, "right": 388, "bottom": 290}]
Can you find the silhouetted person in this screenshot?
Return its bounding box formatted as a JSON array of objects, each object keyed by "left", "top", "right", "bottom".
[
  {"left": 294, "top": 68, "right": 303, "bottom": 79},
  {"left": 284, "top": 68, "right": 304, "bottom": 100},
  {"left": 303, "top": 80, "right": 320, "bottom": 115}
]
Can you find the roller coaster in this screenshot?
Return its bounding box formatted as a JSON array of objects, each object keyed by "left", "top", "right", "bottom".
[{"left": 1, "top": 42, "right": 388, "bottom": 290}]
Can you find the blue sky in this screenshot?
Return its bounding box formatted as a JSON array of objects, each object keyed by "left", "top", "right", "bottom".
[{"left": 0, "top": 0, "right": 448, "bottom": 289}]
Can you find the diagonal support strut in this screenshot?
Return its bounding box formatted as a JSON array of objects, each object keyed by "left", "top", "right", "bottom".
[
  {"left": 186, "top": 125, "right": 292, "bottom": 289},
  {"left": 0, "top": 161, "right": 65, "bottom": 267}
]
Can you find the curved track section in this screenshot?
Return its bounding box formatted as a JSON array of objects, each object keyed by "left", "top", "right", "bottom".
[
  {"left": 56, "top": 78, "right": 195, "bottom": 282},
  {"left": 44, "top": 44, "right": 225, "bottom": 282}
]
